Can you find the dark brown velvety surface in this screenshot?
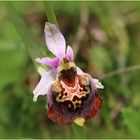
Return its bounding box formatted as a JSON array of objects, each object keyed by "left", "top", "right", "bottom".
[{"left": 47, "top": 74, "right": 103, "bottom": 125}]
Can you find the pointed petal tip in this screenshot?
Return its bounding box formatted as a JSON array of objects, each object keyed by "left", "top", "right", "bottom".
[
  {"left": 44, "top": 22, "right": 52, "bottom": 30},
  {"left": 100, "top": 85, "right": 104, "bottom": 89},
  {"left": 74, "top": 117, "right": 85, "bottom": 127},
  {"left": 93, "top": 79, "right": 104, "bottom": 89},
  {"left": 33, "top": 95, "right": 37, "bottom": 102},
  {"left": 33, "top": 88, "right": 40, "bottom": 102},
  {"left": 44, "top": 22, "right": 50, "bottom": 31},
  {"left": 32, "top": 71, "right": 55, "bottom": 102},
  {"left": 66, "top": 45, "right": 74, "bottom": 61}
]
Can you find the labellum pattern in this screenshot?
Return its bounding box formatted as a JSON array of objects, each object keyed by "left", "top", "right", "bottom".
[{"left": 33, "top": 22, "right": 104, "bottom": 126}]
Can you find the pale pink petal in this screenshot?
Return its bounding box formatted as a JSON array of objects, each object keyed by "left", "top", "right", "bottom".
[
  {"left": 44, "top": 22, "right": 66, "bottom": 59},
  {"left": 36, "top": 57, "right": 59, "bottom": 69},
  {"left": 66, "top": 45, "right": 74, "bottom": 61},
  {"left": 33, "top": 70, "right": 55, "bottom": 102}
]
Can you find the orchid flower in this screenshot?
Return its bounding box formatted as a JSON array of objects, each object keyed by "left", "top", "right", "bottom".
[{"left": 33, "top": 22, "right": 104, "bottom": 126}]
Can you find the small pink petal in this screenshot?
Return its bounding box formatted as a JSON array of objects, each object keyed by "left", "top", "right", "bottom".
[
  {"left": 36, "top": 57, "right": 60, "bottom": 69},
  {"left": 44, "top": 22, "right": 66, "bottom": 59},
  {"left": 66, "top": 45, "right": 74, "bottom": 61},
  {"left": 33, "top": 70, "right": 55, "bottom": 102}
]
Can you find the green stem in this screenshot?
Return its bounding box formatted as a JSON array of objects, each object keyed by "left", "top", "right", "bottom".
[
  {"left": 71, "top": 124, "right": 86, "bottom": 139},
  {"left": 44, "top": 2, "right": 58, "bottom": 27}
]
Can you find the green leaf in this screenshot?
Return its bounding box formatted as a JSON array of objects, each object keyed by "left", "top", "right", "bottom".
[
  {"left": 122, "top": 107, "right": 140, "bottom": 138},
  {"left": 0, "top": 49, "right": 27, "bottom": 90},
  {"left": 6, "top": 2, "right": 47, "bottom": 71},
  {"left": 44, "top": 2, "right": 58, "bottom": 26}
]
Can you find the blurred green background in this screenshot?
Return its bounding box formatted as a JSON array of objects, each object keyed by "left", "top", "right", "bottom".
[{"left": 0, "top": 1, "right": 140, "bottom": 139}]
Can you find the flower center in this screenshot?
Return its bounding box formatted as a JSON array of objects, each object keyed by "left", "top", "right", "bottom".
[{"left": 51, "top": 72, "right": 91, "bottom": 110}]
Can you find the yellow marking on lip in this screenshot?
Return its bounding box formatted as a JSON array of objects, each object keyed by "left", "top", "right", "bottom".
[
  {"left": 80, "top": 75, "right": 89, "bottom": 86},
  {"left": 54, "top": 72, "right": 91, "bottom": 110},
  {"left": 72, "top": 99, "right": 82, "bottom": 109},
  {"left": 52, "top": 82, "right": 62, "bottom": 93},
  {"left": 56, "top": 91, "right": 88, "bottom": 103},
  {"left": 57, "top": 58, "right": 76, "bottom": 74}
]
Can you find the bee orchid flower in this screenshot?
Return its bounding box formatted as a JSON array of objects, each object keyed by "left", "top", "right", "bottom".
[{"left": 33, "top": 22, "right": 104, "bottom": 126}]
